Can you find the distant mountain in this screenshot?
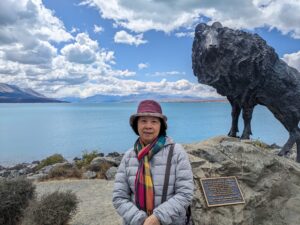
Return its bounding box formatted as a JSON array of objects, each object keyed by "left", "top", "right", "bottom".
[
  {"left": 0, "top": 83, "right": 65, "bottom": 103},
  {"left": 60, "top": 93, "right": 225, "bottom": 103}
]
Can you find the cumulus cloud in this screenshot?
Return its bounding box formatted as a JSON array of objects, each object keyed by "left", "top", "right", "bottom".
[
  {"left": 282, "top": 51, "right": 300, "bottom": 71},
  {"left": 0, "top": 1, "right": 137, "bottom": 97},
  {"left": 0, "top": 0, "right": 72, "bottom": 67},
  {"left": 61, "top": 33, "right": 98, "bottom": 64},
  {"left": 51, "top": 77, "right": 221, "bottom": 99},
  {"left": 5, "top": 41, "right": 57, "bottom": 65},
  {"left": 114, "top": 30, "right": 147, "bottom": 46},
  {"left": 82, "top": 0, "right": 300, "bottom": 38},
  {"left": 0, "top": 0, "right": 72, "bottom": 43},
  {"left": 94, "top": 24, "right": 104, "bottom": 33},
  {"left": 0, "top": 0, "right": 228, "bottom": 100},
  {"left": 138, "top": 63, "right": 149, "bottom": 70}
]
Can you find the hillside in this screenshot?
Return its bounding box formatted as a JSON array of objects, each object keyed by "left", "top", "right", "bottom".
[{"left": 0, "top": 83, "right": 65, "bottom": 103}]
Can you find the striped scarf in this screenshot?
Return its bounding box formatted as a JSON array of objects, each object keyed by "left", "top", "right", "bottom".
[{"left": 134, "top": 135, "right": 166, "bottom": 215}]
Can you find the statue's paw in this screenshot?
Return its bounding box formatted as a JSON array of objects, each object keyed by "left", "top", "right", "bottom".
[
  {"left": 228, "top": 130, "right": 237, "bottom": 137},
  {"left": 240, "top": 134, "right": 250, "bottom": 140}
]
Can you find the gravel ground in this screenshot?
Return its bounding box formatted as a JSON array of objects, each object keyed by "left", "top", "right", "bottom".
[{"left": 35, "top": 179, "right": 122, "bottom": 225}]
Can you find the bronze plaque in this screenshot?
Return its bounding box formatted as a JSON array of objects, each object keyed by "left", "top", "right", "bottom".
[{"left": 200, "top": 176, "right": 245, "bottom": 207}]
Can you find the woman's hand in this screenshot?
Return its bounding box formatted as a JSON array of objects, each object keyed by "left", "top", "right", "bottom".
[{"left": 143, "top": 215, "right": 160, "bottom": 225}]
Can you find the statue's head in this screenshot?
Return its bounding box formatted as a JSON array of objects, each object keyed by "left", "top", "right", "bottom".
[
  {"left": 192, "top": 22, "right": 225, "bottom": 87},
  {"left": 195, "top": 22, "right": 222, "bottom": 50},
  {"left": 192, "top": 21, "right": 278, "bottom": 96}
]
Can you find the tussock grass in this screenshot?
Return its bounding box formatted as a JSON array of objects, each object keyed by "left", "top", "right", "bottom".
[
  {"left": 23, "top": 190, "right": 78, "bottom": 225},
  {"left": 0, "top": 178, "right": 35, "bottom": 225},
  {"left": 75, "top": 150, "right": 100, "bottom": 169}
]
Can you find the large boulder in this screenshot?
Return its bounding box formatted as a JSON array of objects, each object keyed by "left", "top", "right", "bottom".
[
  {"left": 184, "top": 136, "right": 300, "bottom": 225},
  {"left": 106, "top": 167, "right": 118, "bottom": 180}
]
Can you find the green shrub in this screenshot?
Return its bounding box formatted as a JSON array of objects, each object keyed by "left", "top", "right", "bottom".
[
  {"left": 0, "top": 178, "right": 35, "bottom": 225},
  {"left": 23, "top": 190, "right": 78, "bottom": 225},
  {"left": 87, "top": 161, "right": 114, "bottom": 179},
  {"left": 251, "top": 139, "right": 270, "bottom": 149},
  {"left": 35, "top": 154, "right": 65, "bottom": 171},
  {"left": 75, "top": 150, "right": 100, "bottom": 169}
]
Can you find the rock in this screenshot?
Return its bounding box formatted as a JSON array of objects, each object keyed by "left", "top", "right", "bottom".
[
  {"left": 90, "top": 157, "right": 119, "bottom": 167},
  {"left": 184, "top": 136, "right": 300, "bottom": 225},
  {"left": 97, "top": 152, "right": 105, "bottom": 157},
  {"left": 9, "top": 163, "right": 29, "bottom": 170},
  {"left": 38, "top": 162, "right": 73, "bottom": 174},
  {"left": 106, "top": 167, "right": 118, "bottom": 180},
  {"left": 106, "top": 152, "right": 120, "bottom": 157},
  {"left": 0, "top": 163, "right": 38, "bottom": 178},
  {"left": 27, "top": 173, "right": 48, "bottom": 180},
  {"left": 83, "top": 171, "right": 97, "bottom": 179},
  {"left": 0, "top": 169, "right": 10, "bottom": 178},
  {"left": 73, "top": 157, "right": 81, "bottom": 161},
  {"left": 39, "top": 164, "right": 55, "bottom": 174},
  {"left": 270, "top": 143, "right": 282, "bottom": 149}
]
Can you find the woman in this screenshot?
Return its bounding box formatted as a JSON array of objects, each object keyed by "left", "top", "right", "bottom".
[{"left": 112, "top": 100, "right": 194, "bottom": 225}]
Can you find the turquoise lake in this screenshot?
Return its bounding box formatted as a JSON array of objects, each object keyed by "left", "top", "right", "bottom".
[{"left": 0, "top": 102, "right": 287, "bottom": 166}]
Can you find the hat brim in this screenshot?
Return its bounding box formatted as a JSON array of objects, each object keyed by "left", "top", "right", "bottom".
[{"left": 129, "top": 112, "right": 168, "bottom": 129}]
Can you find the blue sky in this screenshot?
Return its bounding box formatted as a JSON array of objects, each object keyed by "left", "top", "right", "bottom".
[{"left": 0, "top": 0, "right": 299, "bottom": 99}]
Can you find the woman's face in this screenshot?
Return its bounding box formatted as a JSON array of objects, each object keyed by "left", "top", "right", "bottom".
[{"left": 137, "top": 116, "right": 161, "bottom": 145}]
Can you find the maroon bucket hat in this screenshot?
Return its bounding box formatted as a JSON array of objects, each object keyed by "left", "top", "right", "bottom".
[{"left": 129, "top": 100, "right": 167, "bottom": 129}]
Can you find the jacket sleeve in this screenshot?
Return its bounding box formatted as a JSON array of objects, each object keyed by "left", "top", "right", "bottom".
[
  {"left": 112, "top": 152, "right": 147, "bottom": 225},
  {"left": 153, "top": 144, "right": 194, "bottom": 225}
]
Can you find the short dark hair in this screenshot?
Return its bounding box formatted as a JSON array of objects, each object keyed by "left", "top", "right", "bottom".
[{"left": 132, "top": 117, "right": 167, "bottom": 137}]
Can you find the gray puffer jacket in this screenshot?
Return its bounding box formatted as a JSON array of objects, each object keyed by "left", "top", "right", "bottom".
[{"left": 112, "top": 137, "right": 194, "bottom": 225}]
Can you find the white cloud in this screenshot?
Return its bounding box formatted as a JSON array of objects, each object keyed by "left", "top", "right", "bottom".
[
  {"left": 0, "top": 0, "right": 261, "bottom": 100},
  {"left": 49, "top": 77, "right": 221, "bottom": 99},
  {"left": 0, "top": 0, "right": 137, "bottom": 98},
  {"left": 0, "top": 0, "right": 72, "bottom": 43},
  {"left": 114, "top": 30, "right": 147, "bottom": 46},
  {"left": 4, "top": 41, "right": 57, "bottom": 65},
  {"left": 149, "top": 71, "right": 186, "bottom": 77},
  {"left": 175, "top": 32, "right": 194, "bottom": 38},
  {"left": 282, "top": 51, "right": 300, "bottom": 71},
  {"left": 0, "top": 0, "right": 72, "bottom": 67},
  {"left": 82, "top": 0, "right": 300, "bottom": 38},
  {"left": 108, "top": 69, "right": 136, "bottom": 77},
  {"left": 138, "top": 63, "right": 149, "bottom": 70},
  {"left": 94, "top": 24, "right": 104, "bottom": 33},
  {"left": 61, "top": 33, "right": 98, "bottom": 64},
  {"left": 70, "top": 27, "right": 79, "bottom": 33}
]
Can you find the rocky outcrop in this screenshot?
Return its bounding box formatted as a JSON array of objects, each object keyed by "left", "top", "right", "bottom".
[
  {"left": 0, "top": 153, "right": 123, "bottom": 180},
  {"left": 184, "top": 136, "right": 300, "bottom": 225}
]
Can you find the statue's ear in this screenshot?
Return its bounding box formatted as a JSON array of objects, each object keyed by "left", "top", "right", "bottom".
[
  {"left": 212, "top": 22, "right": 223, "bottom": 29},
  {"left": 195, "top": 23, "right": 207, "bottom": 34}
]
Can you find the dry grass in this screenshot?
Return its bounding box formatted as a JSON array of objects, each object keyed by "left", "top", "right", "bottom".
[
  {"left": 22, "top": 190, "right": 78, "bottom": 225},
  {"left": 0, "top": 178, "right": 35, "bottom": 225}
]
